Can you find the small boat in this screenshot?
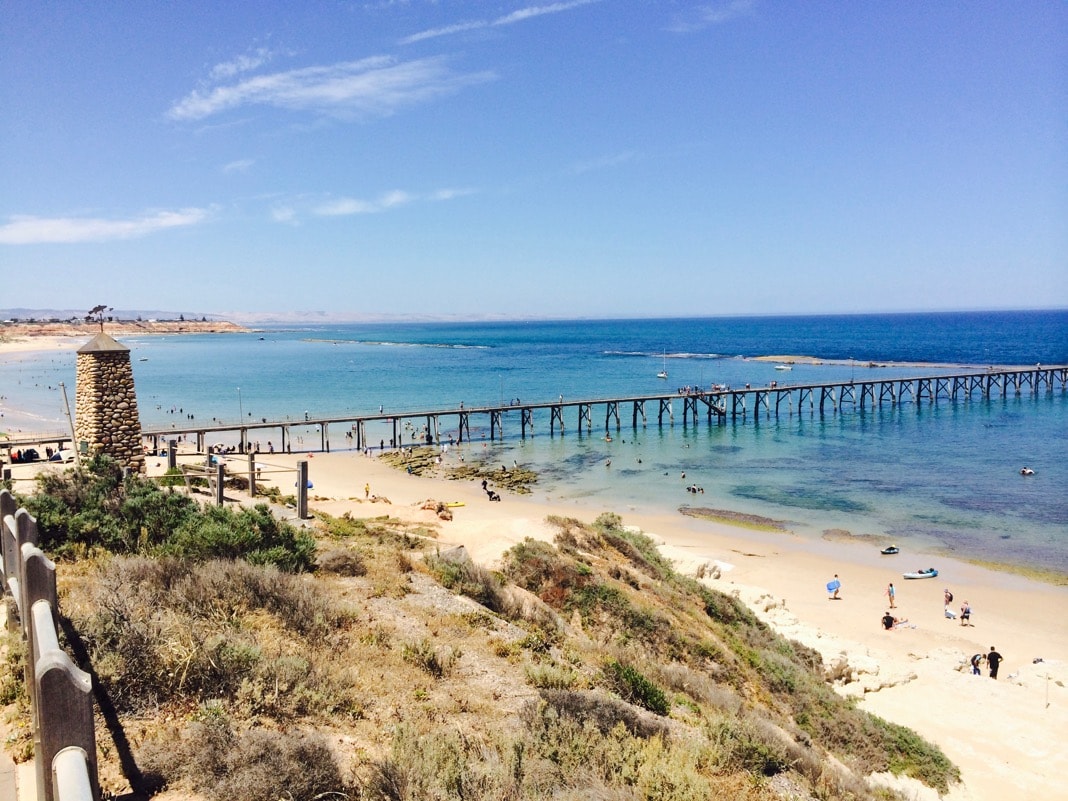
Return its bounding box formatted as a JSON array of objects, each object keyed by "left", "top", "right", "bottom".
[
  {"left": 774, "top": 364, "right": 792, "bottom": 371},
  {"left": 657, "top": 351, "right": 668, "bottom": 379},
  {"left": 138, "top": 357, "right": 148, "bottom": 361},
  {"left": 903, "top": 567, "right": 938, "bottom": 580},
  {"left": 880, "top": 545, "right": 899, "bottom": 555}
]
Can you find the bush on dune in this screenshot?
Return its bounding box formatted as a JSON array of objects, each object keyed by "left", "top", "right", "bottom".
[{"left": 21, "top": 456, "right": 315, "bottom": 571}]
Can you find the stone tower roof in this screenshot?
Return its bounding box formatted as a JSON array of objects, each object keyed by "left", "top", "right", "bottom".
[{"left": 77, "top": 332, "right": 129, "bottom": 354}]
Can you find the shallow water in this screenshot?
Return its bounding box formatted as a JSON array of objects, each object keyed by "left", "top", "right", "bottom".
[{"left": 1, "top": 311, "right": 1065, "bottom": 572}]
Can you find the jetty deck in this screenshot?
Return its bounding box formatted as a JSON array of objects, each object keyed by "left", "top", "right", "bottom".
[{"left": 4, "top": 366, "right": 1065, "bottom": 457}]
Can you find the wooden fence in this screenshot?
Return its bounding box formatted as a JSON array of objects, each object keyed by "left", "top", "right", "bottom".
[{"left": 0, "top": 489, "right": 98, "bottom": 801}]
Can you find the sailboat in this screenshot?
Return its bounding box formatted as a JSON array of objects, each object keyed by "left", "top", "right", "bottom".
[{"left": 657, "top": 351, "right": 668, "bottom": 379}]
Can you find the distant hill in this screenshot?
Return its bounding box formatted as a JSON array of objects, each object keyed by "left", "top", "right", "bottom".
[
  {"left": 0, "top": 308, "right": 229, "bottom": 323},
  {"left": 1, "top": 308, "right": 545, "bottom": 326},
  {"left": 1, "top": 318, "right": 247, "bottom": 337}
]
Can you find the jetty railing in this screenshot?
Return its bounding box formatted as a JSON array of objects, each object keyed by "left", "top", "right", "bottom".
[
  {"left": 0, "top": 489, "right": 99, "bottom": 801},
  {"left": 3, "top": 366, "right": 1066, "bottom": 457},
  {"left": 133, "top": 365, "right": 1067, "bottom": 452}
]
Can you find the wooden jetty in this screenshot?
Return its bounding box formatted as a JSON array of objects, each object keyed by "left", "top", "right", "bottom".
[{"left": 4, "top": 366, "right": 1065, "bottom": 457}]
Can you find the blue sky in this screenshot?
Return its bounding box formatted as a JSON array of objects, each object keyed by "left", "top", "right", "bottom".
[{"left": 2, "top": 1, "right": 1065, "bottom": 319}]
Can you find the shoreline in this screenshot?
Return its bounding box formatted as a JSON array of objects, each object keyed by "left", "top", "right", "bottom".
[{"left": 3, "top": 424, "right": 1065, "bottom": 588}]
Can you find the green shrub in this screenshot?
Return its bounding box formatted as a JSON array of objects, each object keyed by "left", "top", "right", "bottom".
[
  {"left": 402, "top": 638, "right": 461, "bottom": 678},
  {"left": 525, "top": 661, "right": 580, "bottom": 690},
  {"left": 66, "top": 557, "right": 353, "bottom": 715},
  {"left": 23, "top": 457, "right": 315, "bottom": 571},
  {"left": 158, "top": 466, "right": 184, "bottom": 488},
  {"left": 0, "top": 628, "right": 26, "bottom": 706},
  {"left": 425, "top": 549, "right": 509, "bottom": 614},
  {"left": 871, "top": 715, "right": 960, "bottom": 793},
  {"left": 166, "top": 503, "right": 316, "bottom": 571},
  {"left": 602, "top": 659, "right": 670, "bottom": 716},
  {"left": 317, "top": 546, "right": 367, "bottom": 576},
  {"left": 707, "top": 716, "right": 791, "bottom": 777},
  {"left": 139, "top": 714, "right": 352, "bottom": 801}
]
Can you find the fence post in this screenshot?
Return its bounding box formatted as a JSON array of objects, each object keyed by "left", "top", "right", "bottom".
[
  {"left": 32, "top": 599, "right": 99, "bottom": 801},
  {"left": 297, "top": 460, "right": 309, "bottom": 519},
  {"left": 247, "top": 452, "right": 257, "bottom": 497},
  {"left": 9, "top": 509, "right": 39, "bottom": 625},
  {"left": 167, "top": 440, "right": 177, "bottom": 471},
  {"left": 215, "top": 463, "right": 225, "bottom": 506},
  {"left": 20, "top": 543, "right": 56, "bottom": 716},
  {"left": 1, "top": 489, "right": 17, "bottom": 596}
]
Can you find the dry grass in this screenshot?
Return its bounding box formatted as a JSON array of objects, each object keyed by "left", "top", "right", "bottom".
[{"left": 0, "top": 498, "right": 959, "bottom": 800}]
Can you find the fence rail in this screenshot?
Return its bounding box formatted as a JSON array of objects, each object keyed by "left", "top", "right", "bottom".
[{"left": 0, "top": 489, "right": 98, "bottom": 801}]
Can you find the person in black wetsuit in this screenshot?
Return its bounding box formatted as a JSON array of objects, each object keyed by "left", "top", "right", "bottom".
[
  {"left": 987, "top": 646, "right": 1003, "bottom": 679},
  {"left": 881, "top": 612, "right": 907, "bottom": 630}
]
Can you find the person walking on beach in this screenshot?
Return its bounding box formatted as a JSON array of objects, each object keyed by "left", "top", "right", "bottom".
[
  {"left": 828, "top": 574, "right": 841, "bottom": 600},
  {"left": 987, "top": 646, "right": 1003, "bottom": 679},
  {"left": 364, "top": 483, "right": 370, "bottom": 499},
  {"left": 960, "top": 600, "right": 971, "bottom": 626},
  {"left": 886, "top": 582, "right": 896, "bottom": 608}
]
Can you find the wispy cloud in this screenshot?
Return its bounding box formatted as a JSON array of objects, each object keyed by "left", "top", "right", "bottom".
[
  {"left": 169, "top": 56, "right": 494, "bottom": 121},
  {"left": 401, "top": 0, "right": 600, "bottom": 45},
  {"left": 0, "top": 208, "right": 210, "bottom": 245},
  {"left": 271, "top": 206, "right": 297, "bottom": 224},
  {"left": 666, "top": 0, "right": 756, "bottom": 33},
  {"left": 568, "top": 150, "right": 637, "bottom": 175},
  {"left": 305, "top": 187, "right": 474, "bottom": 218},
  {"left": 223, "top": 158, "right": 255, "bottom": 174},
  {"left": 209, "top": 47, "right": 277, "bottom": 81}
]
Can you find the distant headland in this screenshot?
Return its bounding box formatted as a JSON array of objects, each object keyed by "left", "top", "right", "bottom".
[{"left": 1, "top": 317, "right": 248, "bottom": 340}]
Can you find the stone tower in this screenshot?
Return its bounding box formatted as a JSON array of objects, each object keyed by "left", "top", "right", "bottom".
[{"left": 74, "top": 333, "right": 145, "bottom": 473}]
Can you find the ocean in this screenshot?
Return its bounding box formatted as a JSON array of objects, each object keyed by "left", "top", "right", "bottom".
[{"left": 2, "top": 310, "right": 1066, "bottom": 573}]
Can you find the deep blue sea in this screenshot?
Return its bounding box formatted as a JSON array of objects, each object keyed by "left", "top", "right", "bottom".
[{"left": 2, "top": 310, "right": 1066, "bottom": 573}]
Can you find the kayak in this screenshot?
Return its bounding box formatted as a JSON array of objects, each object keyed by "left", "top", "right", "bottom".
[{"left": 903, "top": 568, "right": 938, "bottom": 579}]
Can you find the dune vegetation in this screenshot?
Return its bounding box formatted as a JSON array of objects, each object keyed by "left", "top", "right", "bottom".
[{"left": 1, "top": 457, "right": 958, "bottom": 800}]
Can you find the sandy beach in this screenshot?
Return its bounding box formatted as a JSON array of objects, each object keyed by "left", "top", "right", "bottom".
[
  {"left": 0, "top": 335, "right": 81, "bottom": 355},
  {"left": 3, "top": 332, "right": 1066, "bottom": 801}
]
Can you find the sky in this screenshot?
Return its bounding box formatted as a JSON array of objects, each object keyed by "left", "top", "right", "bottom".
[{"left": 1, "top": 1, "right": 1066, "bottom": 320}]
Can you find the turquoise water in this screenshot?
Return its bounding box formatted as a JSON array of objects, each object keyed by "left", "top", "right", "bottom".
[{"left": 1, "top": 311, "right": 1066, "bottom": 572}]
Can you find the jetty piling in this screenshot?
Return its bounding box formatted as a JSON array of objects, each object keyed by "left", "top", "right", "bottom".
[{"left": 4, "top": 367, "right": 1065, "bottom": 460}]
